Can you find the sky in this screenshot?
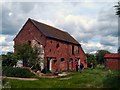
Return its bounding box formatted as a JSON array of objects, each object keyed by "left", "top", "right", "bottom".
[{"left": 0, "top": 0, "right": 119, "bottom": 54}]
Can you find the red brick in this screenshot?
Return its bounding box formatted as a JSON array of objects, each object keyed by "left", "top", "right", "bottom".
[{"left": 14, "top": 19, "right": 87, "bottom": 72}]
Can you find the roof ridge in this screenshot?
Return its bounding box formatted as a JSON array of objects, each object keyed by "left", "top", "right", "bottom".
[
  {"left": 30, "top": 18, "right": 67, "bottom": 34},
  {"left": 29, "top": 18, "right": 80, "bottom": 45}
]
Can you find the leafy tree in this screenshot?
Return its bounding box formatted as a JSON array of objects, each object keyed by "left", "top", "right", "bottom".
[
  {"left": 96, "top": 50, "right": 110, "bottom": 64},
  {"left": 2, "top": 52, "right": 17, "bottom": 67},
  {"left": 86, "top": 53, "right": 97, "bottom": 68},
  {"left": 31, "top": 45, "right": 45, "bottom": 70},
  {"left": 14, "top": 43, "right": 44, "bottom": 71},
  {"left": 14, "top": 44, "right": 37, "bottom": 67},
  {"left": 115, "top": 1, "right": 120, "bottom": 17}
]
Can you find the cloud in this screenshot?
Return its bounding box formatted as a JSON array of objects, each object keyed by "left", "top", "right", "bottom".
[
  {"left": 1, "top": 1, "right": 118, "bottom": 54},
  {"left": 0, "top": 35, "right": 14, "bottom": 54},
  {"left": 19, "top": 2, "right": 37, "bottom": 13},
  {"left": 53, "top": 14, "right": 98, "bottom": 43},
  {"left": 1, "top": 0, "right": 118, "bottom": 2},
  {"left": 100, "top": 36, "right": 118, "bottom": 46},
  {"left": 0, "top": 35, "right": 14, "bottom": 46},
  {"left": 81, "top": 41, "right": 117, "bottom": 54},
  {"left": 1, "top": 46, "right": 14, "bottom": 54},
  {"left": 80, "top": 41, "right": 103, "bottom": 53},
  {"left": 2, "top": 3, "right": 22, "bottom": 35},
  {"left": 97, "top": 6, "right": 118, "bottom": 37}
]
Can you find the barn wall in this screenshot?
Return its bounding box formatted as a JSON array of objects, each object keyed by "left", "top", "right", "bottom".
[
  {"left": 45, "top": 38, "right": 87, "bottom": 72},
  {"left": 79, "top": 47, "right": 87, "bottom": 68},
  {"left": 14, "top": 19, "right": 87, "bottom": 72},
  {"left": 14, "top": 20, "right": 46, "bottom": 46},
  {"left": 106, "top": 59, "right": 120, "bottom": 70}
]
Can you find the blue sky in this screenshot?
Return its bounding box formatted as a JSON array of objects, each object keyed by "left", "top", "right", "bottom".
[{"left": 0, "top": 0, "right": 119, "bottom": 54}]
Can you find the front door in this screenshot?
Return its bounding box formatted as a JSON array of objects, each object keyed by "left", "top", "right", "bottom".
[
  {"left": 78, "top": 59, "right": 81, "bottom": 69},
  {"left": 49, "top": 59, "right": 52, "bottom": 71},
  {"left": 47, "top": 58, "right": 52, "bottom": 71},
  {"left": 47, "top": 58, "right": 51, "bottom": 71}
]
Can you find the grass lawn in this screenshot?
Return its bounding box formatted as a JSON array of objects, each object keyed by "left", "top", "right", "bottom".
[{"left": 2, "top": 68, "right": 120, "bottom": 88}]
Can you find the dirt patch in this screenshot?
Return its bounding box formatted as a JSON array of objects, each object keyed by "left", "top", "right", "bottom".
[
  {"left": 42, "top": 75, "right": 58, "bottom": 78},
  {"left": 2, "top": 76, "right": 38, "bottom": 81},
  {"left": 59, "top": 76, "right": 72, "bottom": 80}
]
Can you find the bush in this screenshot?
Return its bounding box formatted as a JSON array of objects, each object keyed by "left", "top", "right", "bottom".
[
  {"left": 2, "top": 67, "right": 35, "bottom": 78},
  {"left": 103, "top": 70, "right": 120, "bottom": 88}
]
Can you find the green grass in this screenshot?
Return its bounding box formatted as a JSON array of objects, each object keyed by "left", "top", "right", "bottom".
[{"left": 2, "top": 68, "right": 120, "bottom": 88}]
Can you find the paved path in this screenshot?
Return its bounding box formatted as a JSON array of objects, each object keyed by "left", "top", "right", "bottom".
[
  {"left": 2, "top": 76, "right": 39, "bottom": 81},
  {"left": 42, "top": 75, "right": 58, "bottom": 78}
]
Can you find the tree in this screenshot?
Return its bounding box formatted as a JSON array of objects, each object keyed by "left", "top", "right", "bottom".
[
  {"left": 86, "top": 53, "right": 97, "bottom": 68},
  {"left": 14, "top": 43, "right": 45, "bottom": 71},
  {"left": 14, "top": 44, "right": 37, "bottom": 67},
  {"left": 115, "top": 1, "right": 120, "bottom": 17},
  {"left": 2, "top": 52, "right": 17, "bottom": 67},
  {"left": 96, "top": 50, "right": 110, "bottom": 64},
  {"left": 32, "top": 45, "right": 45, "bottom": 70}
]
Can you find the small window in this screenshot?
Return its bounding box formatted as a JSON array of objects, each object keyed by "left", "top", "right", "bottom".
[
  {"left": 51, "top": 40, "right": 52, "bottom": 43},
  {"left": 54, "top": 60, "right": 57, "bottom": 65},
  {"left": 69, "top": 58, "right": 73, "bottom": 62},
  {"left": 38, "top": 42, "right": 40, "bottom": 44},
  {"left": 28, "top": 41, "right": 31, "bottom": 45},
  {"left": 61, "top": 58, "right": 65, "bottom": 62},
  {"left": 49, "top": 49, "right": 51, "bottom": 52},
  {"left": 75, "top": 59, "right": 78, "bottom": 62},
  {"left": 72, "top": 45, "right": 74, "bottom": 55},
  {"left": 56, "top": 43, "right": 59, "bottom": 48}
]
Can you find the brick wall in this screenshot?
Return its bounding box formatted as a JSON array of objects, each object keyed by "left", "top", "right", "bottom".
[
  {"left": 14, "top": 19, "right": 46, "bottom": 46},
  {"left": 106, "top": 59, "right": 120, "bottom": 70},
  {"left": 14, "top": 19, "right": 87, "bottom": 72},
  {"left": 45, "top": 38, "right": 87, "bottom": 72}
]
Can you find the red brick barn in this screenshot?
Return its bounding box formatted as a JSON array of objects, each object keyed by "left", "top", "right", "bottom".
[
  {"left": 14, "top": 18, "right": 87, "bottom": 72},
  {"left": 104, "top": 54, "right": 120, "bottom": 70}
]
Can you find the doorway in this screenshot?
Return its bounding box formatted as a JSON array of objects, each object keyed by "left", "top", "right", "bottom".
[
  {"left": 78, "top": 59, "right": 81, "bottom": 69},
  {"left": 69, "top": 58, "right": 73, "bottom": 70},
  {"left": 47, "top": 57, "right": 52, "bottom": 71},
  {"left": 47, "top": 58, "right": 50, "bottom": 71}
]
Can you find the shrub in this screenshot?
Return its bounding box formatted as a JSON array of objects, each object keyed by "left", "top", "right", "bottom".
[
  {"left": 2, "top": 67, "right": 35, "bottom": 78},
  {"left": 103, "top": 70, "right": 120, "bottom": 88}
]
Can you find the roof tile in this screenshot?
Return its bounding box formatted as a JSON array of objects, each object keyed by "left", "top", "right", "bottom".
[
  {"left": 104, "top": 54, "right": 120, "bottom": 59},
  {"left": 30, "top": 18, "right": 80, "bottom": 45}
]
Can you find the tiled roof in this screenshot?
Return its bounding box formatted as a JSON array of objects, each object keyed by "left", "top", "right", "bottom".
[
  {"left": 104, "top": 53, "right": 120, "bottom": 59},
  {"left": 30, "top": 18, "right": 80, "bottom": 45}
]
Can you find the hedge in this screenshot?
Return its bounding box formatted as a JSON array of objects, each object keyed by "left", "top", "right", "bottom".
[{"left": 2, "top": 67, "right": 35, "bottom": 78}]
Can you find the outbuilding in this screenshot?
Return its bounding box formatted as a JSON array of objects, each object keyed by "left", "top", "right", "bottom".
[{"left": 104, "top": 53, "right": 120, "bottom": 70}]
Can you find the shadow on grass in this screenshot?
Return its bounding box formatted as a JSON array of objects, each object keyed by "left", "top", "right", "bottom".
[{"left": 103, "top": 70, "right": 120, "bottom": 88}]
